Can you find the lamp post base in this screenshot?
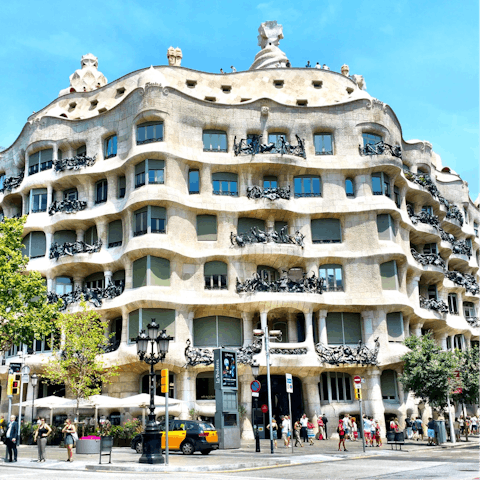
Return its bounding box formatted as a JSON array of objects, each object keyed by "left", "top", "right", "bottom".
[{"left": 139, "top": 431, "right": 164, "bottom": 464}]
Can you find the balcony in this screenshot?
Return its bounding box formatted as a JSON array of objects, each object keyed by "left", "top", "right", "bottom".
[
  {"left": 410, "top": 248, "right": 446, "bottom": 269},
  {"left": 133, "top": 230, "right": 147, "bottom": 237},
  {"left": 407, "top": 205, "right": 441, "bottom": 230},
  {"left": 236, "top": 271, "right": 324, "bottom": 294},
  {"left": 403, "top": 170, "right": 446, "bottom": 204},
  {"left": 246, "top": 185, "right": 291, "bottom": 200},
  {"left": 445, "top": 205, "right": 464, "bottom": 226},
  {"left": 49, "top": 240, "right": 102, "bottom": 260},
  {"left": 445, "top": 271, "right": 479, "bottom": 295},
  {"left": 419, "top": 296, "right": 448, "bottom": 313},
  {"left": 0, "top": 172, "right": 24, "bottom": 193},
  {"left": 233, "top": 134, "right": 306, "bottom": 158},
  {"left": 230, "top": 226, "right": 304, "bottom": 247},
  {"left": 54, "top": 154, "right": 96, "bottom": 173},
  {"left": 359, "top": 141, "right": 402, "bottom": 158},
  {"left": 465, "top": 317, "right": 480, "bottom": 328},
  {"left": 315, "top": 338, "right": 380, "bottom": 366},
  {"left": 48, "top": 199, "right": 87, "bottom": 216}
]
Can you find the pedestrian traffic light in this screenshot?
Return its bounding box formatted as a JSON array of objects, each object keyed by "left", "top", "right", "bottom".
[
  {"left": 354, "top": 386, "right": 362, "bottom": 400},
  {"left": 7, "top": 374, "right": 14, "bottom": 396},
  {"left": 12, "top": 373, "right": 21, "bottom": 395},
  {"left": 160, "top": 369, "right": 169, "bottom": 394}
]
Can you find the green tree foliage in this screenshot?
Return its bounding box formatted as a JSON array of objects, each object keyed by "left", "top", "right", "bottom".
[
  {"left": 0, "top": 216, "right": 58, "bottom": 351},
  {"left": 452, "top": 344, "right": 479, "bottom": 406},
  {"left": 400, "top": 333, "right": 459, "bottom": 409},
  {"left": 43, "top": 302, "right": 118, "bottom": 414}
]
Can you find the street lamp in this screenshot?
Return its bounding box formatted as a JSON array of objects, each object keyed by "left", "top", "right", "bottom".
[
  {"left": 133, "top": 321, "right": 173, "bottom": 464},
  {"left": 253, "top": 328, "right": 282, "bottom": 455},
  {"left": 251, "top": 360, "right": 260, "bottom": 452},
  {"left": 31, "top": 374, "right": 38, "bottom": 422}
]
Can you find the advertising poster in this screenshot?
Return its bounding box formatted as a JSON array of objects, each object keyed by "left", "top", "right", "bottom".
[{"left": 222, "top": 351, "right": 237, "bottom": 388}]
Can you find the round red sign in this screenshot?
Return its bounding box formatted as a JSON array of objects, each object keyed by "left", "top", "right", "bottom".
[
  {"left": 353, "top": 375, "right": 362, "bottom": 384},
  {"left": 261, "top": 404, "right": 268, "bottom": 413}
]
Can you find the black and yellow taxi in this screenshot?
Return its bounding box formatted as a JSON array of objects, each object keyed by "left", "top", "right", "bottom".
[{"left": 131, "top": 420, "right": 219, "bottom": 455}]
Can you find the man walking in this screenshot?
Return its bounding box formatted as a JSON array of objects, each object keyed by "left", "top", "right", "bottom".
[
  {"left": 322, "top": 413, "right": 328, "bottom": 439},
  {"left": 5, "top": 415, "right": 18, "bottom": 462}
]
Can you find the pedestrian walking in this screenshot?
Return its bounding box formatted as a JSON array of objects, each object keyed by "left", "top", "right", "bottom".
[
  {"left": 34, "top": 418, "right": 52, "bottom": 462},
  {"left": 415, "top": 416, "right": 424, "bottom": 440},
  {"left": 307, "top": 421, "right": 315, "bottom": 445},
  {"left": 281, "top": 415, "right": 289, "bottom": 447},
  {"left": 459, "top": 415, "right": 465, "bottom": 436},
  {"left": 370, "top": 417, "right": 376, "bottom": 444},
  {"left": 374, "top": 420, "right": 382, "bottom": 447},
  {"left": 363, "top": 415, "right": 372, "bottom": 446},
  {"left": 427, "top": 417, "right": 435, "bottom": 446},
  {"left": 230, "top": 66, "right": 237, "bottom": 73},
  {"left": 342, "top": 414, "right": 351, "bottom": 440},
  {"left": 351, "top": 416, "right": 358, "bottom": 441},
  {"left": 337, "top": 420, "right": 347, "bottom": 451},
  {"left": 322, "top": 413, "right": 328, "bottom": 439},
  {"left": 453, "top": 417, "right": 460, "bottom": 442},
  {"left": 300, "top": 414, "right": 308, "bottom": 442},
  {"left": 62, "top": 418, "right": 76, "bottom": 462},
  {"left": 317, "top": 416, "right": 325, "bottom": 440},
  {"left": 266, "top": 416, "right": 278, "bottom": 449},
  {"left": 5, "top": 415, "right": 18, "bottom": 462},
  {"left": 405, "top": 416, "right": 413, "bottom": 439},
  {"left": 294, "top": 419, "right": 303, "bottom": 447}
]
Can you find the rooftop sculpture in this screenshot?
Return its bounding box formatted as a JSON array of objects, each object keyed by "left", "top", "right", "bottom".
[
  {"left": 167, "top": 47, "right": 182, "bottom": 66},
  {"left": 59, "top": 53, "right": 107, "bottom": 96},
  {"left": 249, "top": 21, "right": 289, "bottom": 70}
]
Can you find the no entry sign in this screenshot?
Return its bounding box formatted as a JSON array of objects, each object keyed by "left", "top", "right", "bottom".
[
  {"left": 261, "top": 404, "right": 268, "bottom": 413},
  {"left": 353, "top": 375, "right": 362, "bottom": 385}
]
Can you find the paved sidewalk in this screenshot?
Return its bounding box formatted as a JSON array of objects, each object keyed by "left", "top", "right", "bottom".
[{"left": 0, "top": 435, "right": 477, "bottom": 473}]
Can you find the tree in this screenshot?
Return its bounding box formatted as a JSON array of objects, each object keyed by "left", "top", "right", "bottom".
[
  {"left": 0, "top": 216, "right": 58, "bottom": 351},
  {"left": 452, "top": 344, "right": 480, "bottom": 407},
  {"left": 42, "top": 302, "right": 118, "bottom": 416},
  {"left": 400, "top": 333, "right": 459, "bottom": 409}
]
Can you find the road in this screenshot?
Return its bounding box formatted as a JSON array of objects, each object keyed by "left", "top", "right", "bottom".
[{"left": 0, "top": 445, "right": 477, "bottom": 480}]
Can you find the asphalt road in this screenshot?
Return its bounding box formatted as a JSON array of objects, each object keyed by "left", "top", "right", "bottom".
[{"left": 0, "top": 445, "right": 477, "bottom": 480}]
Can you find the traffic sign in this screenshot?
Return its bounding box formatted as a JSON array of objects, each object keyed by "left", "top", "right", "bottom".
[
  {"left": 261, "top": 404, "right": 268, "bottom": 413},
  {"left": 285, "top": 373, "right": 293, "bottom": 393},
  {"left": 22, "top": 374, "right": 29, "bottom": 383},
  {"left": 353, "top": 375, "right": 362, "bottom": 385},
  {"left": 251, "top": 380, "right": 261, "bottom": 393}
]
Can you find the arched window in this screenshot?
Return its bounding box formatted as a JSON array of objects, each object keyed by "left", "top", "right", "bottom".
[
  {"left": 193, "top": 315, "right": 242, "bottom": 347},
  {"left": 196, "top": 215, "right": 217, "bottom": 241},
  {"left": 85, "top": 272, "right": 105, "bottom": 289},
  {"left": 314, "top": 134, "right": 333, "bottom": 155},
  {"left": 134, "top": 160, "right": 165, "bottom": 188},
  {"left": 448, "top": 293, "right": 458, "bottom": 315},
  {"left": 53, "top": 230, "right": 76, "bottom": 244},
  {"left": 454, "top": 334, "right": 465, "bottom": 350},
  {"left": 319, "top": 264, "right": 343, "bottom": 292},
  {"left": 268, "top": 132, "right": 287, "bottom": 148},
  {"left": 141, "top": 372, "right": 175, "bottom": 398},
  {"left": 137, "top": 122, "right": 164, "bottom": 145},
  {"left": 128, "top": 308, "right": 175, "bottom": 341},
  {"left": 95, "top": 179, "right": 108, "bottom": 204},
  {"left": 55, "top": 277, "right": 73, "bottom": 295},
  {"left": 85, "top": 225, "right": 98, "bottom": 244},
  {"left": 196, "top": 372, "right": 215, "bottom": 400},
  {"left": 29, "top": 148, "right": 53, "bottom": 175},
  {"left": 345, "top": 178, "right": 354, "bottom": 197},
  {"left": 263, "top": 176, "right": 277, "bottom": 188},
  {"left": 204, "top": 261, "right": 227, "bottom": 289},
  {"left": 372, "top": 172, "right": 390, "bottom": 196},
  {"left": 377, "top": 214, "right": 396, "bottom": 241},
  {"left": 22, "top": 232, "right": 46, "bottom": 259},
  {"left": 133, "top": 206, "right": 166, "bottom": 236},
  {"left": 30, "top": 188, "right": 47, "bottom": 213},
  {"left": 319, "top": 372, "right": 353, "bottom": 402},
  {"left": 386, "top": 312, "right": 404, "bottom": 341},
  {"left": 381, "top": 370, "right": 398, "bottom": 401},
  {"left": 189, "top": 170, "right": 200, "bottom": 194},
  {"left": 363, "top": 133, "right": 382, "bottom": 147},
  {"left": 464, "top": 301, "right": 476, "bottom": 318},
  {"left": 237, "top": 217, "right": 265, "bottom": 234},
  {"left": 76, "top": 145, "right": 87, "bottom": 156},
  {"left": 132, "top": 256, "right": 170, "bottom": 288},
  {"left": 63, "top": 188, "right": 78, "bottom": 201},
  {"left": 325, "top": 312, "right": 362, "bottom": 345}
]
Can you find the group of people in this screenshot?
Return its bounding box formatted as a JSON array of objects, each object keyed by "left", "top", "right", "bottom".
[
  {"left": 267, "top": 413, "right": 322, "bottom": 448},
  {"left": 305, "top": 61, "right": 330, "bottom": 70},
  {"left": 337, "top": 414, "right": 382, "bottom": 451}
]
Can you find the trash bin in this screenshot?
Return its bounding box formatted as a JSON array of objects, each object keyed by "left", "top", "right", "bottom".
[
  {"left": 394, "top": 431, "right": 405, "bottom": 443},
  {"left": 386, "top": 431, "right": 395, "bottom": 442},
  {"left": 436, "top": 420, "right": 447, "bottom": 444}
]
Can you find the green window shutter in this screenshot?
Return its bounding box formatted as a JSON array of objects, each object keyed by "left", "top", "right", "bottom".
[
  {"left": 193, "top": 316, "right": 217, "bottom": 347},
  {"left": 380, "top": 260, "right": 397, "bottom": 290},
  {"left": 311, "top": 218, "right": 341, "bottom": 242},
  {"left": 204, "top": 261, "right": 227, "bottom": 276},
  {"left": 41, "top": 149, "right": 53, "bottom": 162},
  {"left": 212, "top": 172, "right": 238, "bottom": 182},
  {"left": 377, "top": 214, "right": 392, "bottom": 240},
  {"left": 143, "top": 308, "right": 175, "bottom": 337},
  {"left": 326, "top": 312, "right": 343, "bottom": 345},
  {"left": 118, "top": 176, "right": 126, "bottom": 189},
  {"left": 133, "top": 257, "right": 148, "bottom": 288},
  {"left": 197, "top": 215, "right": 217, "bottom": 241},
  {"left": 342, "top": 313, "right": 362, "bottom": 344},
  {"left": 30, "top": 232, "right": 46, "bottom": 258},
  {"left": 135, "top": 161, "right": 146, "bottom": 175},
  {"left": 22, "top": 234, "right": 30, "bottom": 257},
  {"left": 386, "top": 312, "right": 403, "bottom": 340},
  {"left": 54, "top": 230, "right": 76, "bottom": 244},
  {"left": 380, "top": 370, "right": 397, "bottom": 398},
  {"left": 218, "top": 316, "right": 242, "bottom": 347},
  {"left": 237, "top": 217, "right": 266, "bottom": 234},
  {"left": 150, "top": 256, "right": 170, "bottom": 286},
  {"left": 108, "top": 220, "right": 123, "bottom": 245},
  {"left": 128, "top": 309, "right": 140, "bottom": 341},
  {"left": 150, "top": 206, "right": 166, "bottom": 219},
  {"left": 29, "top": 152, "right": 40, "bottom": 167},
  {"left": 112, "top": 270, "right": 125, "bottom": 283},
  {"left": 32, "top": 188, "right": 47, "bottom": 195},
  {"left": 148, "top": 159, "right": 164, "bottom": 170},
  {"left": 85, "top": 226, "right": 98, "bottom": 244},
  {"left": 274, "top": 221, "right": 288, "bottom": 233}
]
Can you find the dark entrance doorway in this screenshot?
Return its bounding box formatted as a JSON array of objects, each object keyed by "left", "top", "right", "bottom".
[{"left": 253, "top": 375, "right": 304, "bottom": 439}]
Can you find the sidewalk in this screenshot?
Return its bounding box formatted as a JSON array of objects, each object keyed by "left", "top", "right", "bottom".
[{"left": 1, "top": 435, "right": 477, "bottom": 473}]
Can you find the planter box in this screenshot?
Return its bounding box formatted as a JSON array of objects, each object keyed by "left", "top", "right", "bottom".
[
  {"left": 114, "top": 438, "right": 131, "bottom": 448},
  {"left": 76, "top": 438, "right": 100, "bottom": 454}
]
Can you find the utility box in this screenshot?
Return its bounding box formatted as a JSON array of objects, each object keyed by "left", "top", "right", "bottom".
[{"left": 214, "top": 349, "right": 240, "bottom": 449}]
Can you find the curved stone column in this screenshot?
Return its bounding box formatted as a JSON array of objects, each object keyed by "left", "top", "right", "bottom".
[
  {"left": 176, "top": 370, "right": 196, "bottom": 419},
  {"left": 302, "top": 375, "right": 321, "bottom": 432},
  {"left": 364, "top": 369, "right": 386, "bottom": 434},
  {"left": 239, "top": 371, "right": 255, "bottom": 439}
]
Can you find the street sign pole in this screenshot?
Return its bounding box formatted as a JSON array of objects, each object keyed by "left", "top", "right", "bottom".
[
  {"left": 288, "top": 392, "right": 293, "bottom": 454},
  {"left": 359, "top": 392, "right": 365, "bottom": 453},
  {"left": 264, "top": 327, "right": 274, "bottom": 455},
  {"left": 285, "top": 374, "right": 294, "bottom": 455},
  {"left": 353, "top": 377, "right": 365, "bottom": 453}
]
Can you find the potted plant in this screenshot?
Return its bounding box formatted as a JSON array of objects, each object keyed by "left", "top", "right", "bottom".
[{"left": 99, "top": 419, "right": 114, "bottom": 453}]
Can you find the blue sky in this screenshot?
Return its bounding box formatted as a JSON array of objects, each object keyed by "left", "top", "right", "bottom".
[{"left": 0, "top": 0, "right": 478, "bottom": 201}]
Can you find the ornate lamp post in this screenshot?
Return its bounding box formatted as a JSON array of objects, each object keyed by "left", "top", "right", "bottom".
[
  {"left": 31, "top": 374, "right": 38, "bottom": 422},
  {"left": 134, "top": 320, "right": 173, "bottom": 464},
  {"left": 251, "top": 360, "right": 260, "bottom": 452}
]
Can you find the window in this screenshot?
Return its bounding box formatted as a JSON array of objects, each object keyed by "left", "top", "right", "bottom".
[
  {"left": 238, "top": 217, "right": 266, "bottom": 234},
  {"left": 33, "top": 334, "right": 54, "bottom": 353},
  {"left": 423, "top": 243, "right": 438, "bottom": 254},
  {"left": 30, "top": 188, "right": 47, "bottom": 213},
  {"left": 196, "top": 372, "right": 215, "bottom": 400},
  {"left": 112, "top": 269, "right": 125, "bottom": 287},
  {"left": 474, "top": 222, "right": 478, "bottom": 237},
  {"left": 204, "top": 261, "right": 227, "bottom": 289},
  {"left": 28, "top": 149, "right": 53, "bottom": 175},
  {"left": 135, "top": 160, "right": 165, "bottom": 188},
  {"left": 319, "top": 265, "right": 343, "bottom": 292},
  {"left": 371, "top": 172, "right": 390, "bottom": 196},
  {"left": 132, "top": 256, "right": 170, "bottom": 288},
  {"left": 137, "top": 122, "right": 164, "bottom": 145},
  {"left": 386, "top": 312, "right": 404, "bottom": 341},
  {"left": 189, "top": 170, "right": 200, "bottom": 194},
  {"left": 394, "top": 186, "right": 401, "bottom": 208},
  {"left": 263, "top": 176, "right": 278, "bottom": 188},
  {"left": 427, "top": 284, "right": 437, "bottom": 300},
  {"left": 95, "top": 180, "right": 108, "bottom": 204},
  {"left": 55, "top": 277, "right": 73, "bottom": 295},
  {"left": 464, "top": 302, "right": 476, "bottom": 318},
  {"left": 104, "top": 135, "right": 117, "bottom": 159},
  {"left": 77, "top": 145, "right": 87, "bottom": 156},
  {"left": 422, "top": 205, "right": 433, "bottom": 215},
  {"left": 268, "top": 132, "right": 287, "bottom": 148},
  {"left": 274, "top": 221, "right": 288, "bottom": 235},
  {"left": 311, "top": 218, "right": 341, "bottom": 243},
  {"left": 363, "top": 133, "right": 382, "bottom": 147},
  {"left": 345, "top": 178, "right": 354, "bottom": 197},
  {"left": 257, "top": 265, "right": 279, "bottom": 283},
  {"left": 0, "top": 173, "right": 5, "bottom": 191},
  {"left": 85, "top": 226, "right": 98, "bottom": 245},
  {"left": 141, "top": 372, "right": 175, "bottom": 398},
  {"left": 203, "top": 130, "right": 227, "bottom": 152},
  {"left": 197, "top": 215, "right": 217, "bottom": 241},
  {"left": 380, "top": 260, "right": 398, "bottom": 290},
  {"left": 454, "top": 334, "right": 464, "bottom": 350},
  {"left": 448, "top": 293, "right": 458, "bottom": 315},
  {"left": 118, "top": 176, "right": 126, "bottom": 198},
  {"left": 463, "top": 207, "right": 468, "bottom": 224},
  {"left": 85, "top": 272, "right": 105, "bottom": 289},
  {"left": 53, "top": 230, "right": 76, "bottom": 244},
  {"left": 320, "top": 372, "right": 352, "bottom": 402},
  {"left": 128, "top": 308, "right": 175, "bottom": 341},
  {"left": 314, "top": 134, "right": 333, "bottom": 155},
  {"left": 108, "top": 220, "right": 123, "bottom": 248},
  {"left": 212, "top": 172, "right": 238, "bottom": 196},
  {"left": 381, "top": 370, "right": 398, "bottom": 401},
  {"left": 22, "top": 232, "right": 46, "bottom": 259},
  {"left": 63, "top": 188, "right": 78, "bottom": 201},
  {"left": 193, "top": 316, "right": 242, "bottom": 347},
  {"left": 134, "top": 206, "right": 166, "bottom": 236},
  {"left": 294, "top": 175, "right": 321, "bottom": 197},
  {"left": 377, "top": 214, "right": 396, "bottom": 241},
  {"left": 325, "top": 312, "right": 362, "bottom": 345}
]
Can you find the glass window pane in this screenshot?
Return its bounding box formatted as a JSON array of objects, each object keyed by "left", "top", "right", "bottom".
[
  {"left": 218, "top": 316, "right": 242, "bottom": 347},
  {"left": 326, "top": 312, "right": 344, "bottom": 344},
  {"left": 150, "top": 256, "right": 170, "bottom": 286},
  {"left": 189, "top": 170, "right": 199, "bottom": 193},
  {"left": 128, "top": 310, "right": 140, "bottom": 340},
  {"left": 342, "top": 313, "right": 362, "bottom": 344},
  {"left": 380, "top": 261, "right": 397, "bottom": 290},
  {"left": 194, "top": 316, "right": 217, "bottom": 347},
  {"left": 133, "top": 257, "right": 148, "bottom": 288}
]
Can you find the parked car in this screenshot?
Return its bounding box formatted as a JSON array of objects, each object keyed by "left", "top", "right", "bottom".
[{"left": 131, "top": 419, "right": 219, "bottom": 455}]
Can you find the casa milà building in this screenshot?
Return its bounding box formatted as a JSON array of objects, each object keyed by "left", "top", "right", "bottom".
[{"left": 0, "top": 21, "right": 478, "bottom": 436}]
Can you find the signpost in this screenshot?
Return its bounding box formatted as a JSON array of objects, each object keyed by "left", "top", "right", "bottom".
[
  {"left": 353, "top": 376, "right": 365, "bottom": 453},
  {"left": 285, "top": 374, "right": 294, "bottom": 454},
  {"left": 261, "top": 404, "right": 268, "bottom": 413},
  {"left": 250, "top": 379, "right": 261, "bottom": 452}
]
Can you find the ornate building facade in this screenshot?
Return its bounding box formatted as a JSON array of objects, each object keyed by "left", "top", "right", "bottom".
[{"left": 0, "top": 22, "right": 478, "bottom": 436}]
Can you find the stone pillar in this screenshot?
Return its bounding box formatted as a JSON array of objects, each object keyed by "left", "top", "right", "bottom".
[
  {"left": 304, "top": 309, "right": 315, "bottom": 352},
  {"left": 176, "top": 370, "right": 196, "bottom": 419},
  {"left": 45, "top": 231, "right": 53, "bottom": 258},
  {"left": 200, "top": 164, "right": 212, "bottom": 195},
  {"left": 287, "top": 312, "right": 298, "bottom": 343},
  {"left": 403, "top": 315, "right": 410, "bottom": 338},
  {"left": 409, "top": 275, "right": 421, "bottom": 307},
  {"left": 361, "top": 310, "right": 376, "bottom": 347},
  {"left": 464, "top": 332, "right": 471, "bottom": 349},
  {"left": 410, "top": 322, "right": 423, "bottom": 337},
  {"left": 239, "top": 371, "right": 255, "bottom": 439},
  {"left": 73, "top": 276, "right": 83, "bottom": 290},
  {"left": 121, "top": 310, "right": 129, "bottom": 344},
  {"left": 96, "top": 221, "right": 108, "bottom": 247},
  {"left": 22, "top": 193, "right": 29, "bottom": 215},
  {"left": 364, "top": 369, "right": 386, "bottom": 435},
  {"left": 76, "top": 229, "right": 84, "bottom": 242},
  {"left": 435, "top": 332, "right": 448, "bottom": 351},
  {"left": 46, "top": 277, "right": 54, "bottom": 292},
  {"left": 302, "top": 376, "right": 321, "bottom": 432},
  {"left": 395, "top": 368, "right": 406, "bottom": 428},
  {"left": 124, "top": 258, "right": 133, "bottom": 290},
  {"left": 306, "top": 260, "right": 318, "bottom": 278},
  {"left": 107, "top": 175, "right": 117, "bottom": 200},
  {"left": 104, "top": 270, "right": 113, "bottom": 286},
  {"left": 125, "top": 164, "right": 134, "bottom": 198},
  {"left": 46, "top": 185, "right": 53, "bottom": 210},
  {"left": 242, "top": 312, "right": 253, "bottom": 346},
  {"left": 317, "top": 309, "right": 328, "bottom": 345},
  {"left": 25, "top": 378, "right": 35, "bottom": 422},
  {"left": 124, "top": 208, "right": 133, "bottom": 244},
  {"left": 184, "top": 311, "right": 194, "bottom": 342},
  {"left": 265, "top": 216, "right": 275, "bottom": 233}
]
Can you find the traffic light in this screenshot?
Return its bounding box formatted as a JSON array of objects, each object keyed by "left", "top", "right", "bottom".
[
  {"left": 160, "top": 369, "right": 169, "bottom": 394},
  {"left": 354, "top": 386, "right": 362, "bottom": 400},
  {"left": 12, "top": 373, "right": 21, "bottom": 395},
  {"left": 7, "top": 374, "right": 14, "bottom": 396}
]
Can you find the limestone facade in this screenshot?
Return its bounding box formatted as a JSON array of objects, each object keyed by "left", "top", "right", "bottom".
[{"left": 0, "top": 49, "right": 478, "bottom": 437}]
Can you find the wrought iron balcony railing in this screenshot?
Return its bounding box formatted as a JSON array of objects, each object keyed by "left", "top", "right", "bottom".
[
  {"left": 54, "top": 154, "right": 96, "bottom": 173},
  {"left": 236, "top": 271, "right": 324, "bottom": 294},
  {"left": 230, "top": 226, "right": 304, "bottom": 248},
  {"left": 234, "top": 134, "right": 306, "bottom": 158},
  {"left": 246, "top": 185, "right": 291, "bottom": 200},
  {"left": 49, "top": 240, "right": 102, "bottom": 260},
  {"left": 0, "top": 172, "right": 24, "bottom": 193},
  {"left": 49, "top": 199, "right": 87, "bottom": 215},
  {"left": 445, "top": 271, "right": 479, "bottom": 295},
  {"left": 410, "top": 248, "right": 446, "bottom": 269},
  {"left": 315, "top": 338, "right": 380, "bottom": 366},
  {"left": 137, "top": 137, "right": 163, "bottom": 145},
  {"left": 419, "top": 296, "right": 448, "bottom": 313},
  {"left": 446, "top": 205, "right": 464, "bottom": 226},
  {"left": 359, "top": 141, "right": 402, "bottom": 158},
  {"left": 465, "top": 317, "right": 480, "bottom": 328},
  {"left": 407, "top": 205, "right": 441, "bottom": 230}
]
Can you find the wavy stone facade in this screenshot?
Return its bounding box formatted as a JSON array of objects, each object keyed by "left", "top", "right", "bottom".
[{"left": 0, "top": 42, "right": 479, "bottom": 437}]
